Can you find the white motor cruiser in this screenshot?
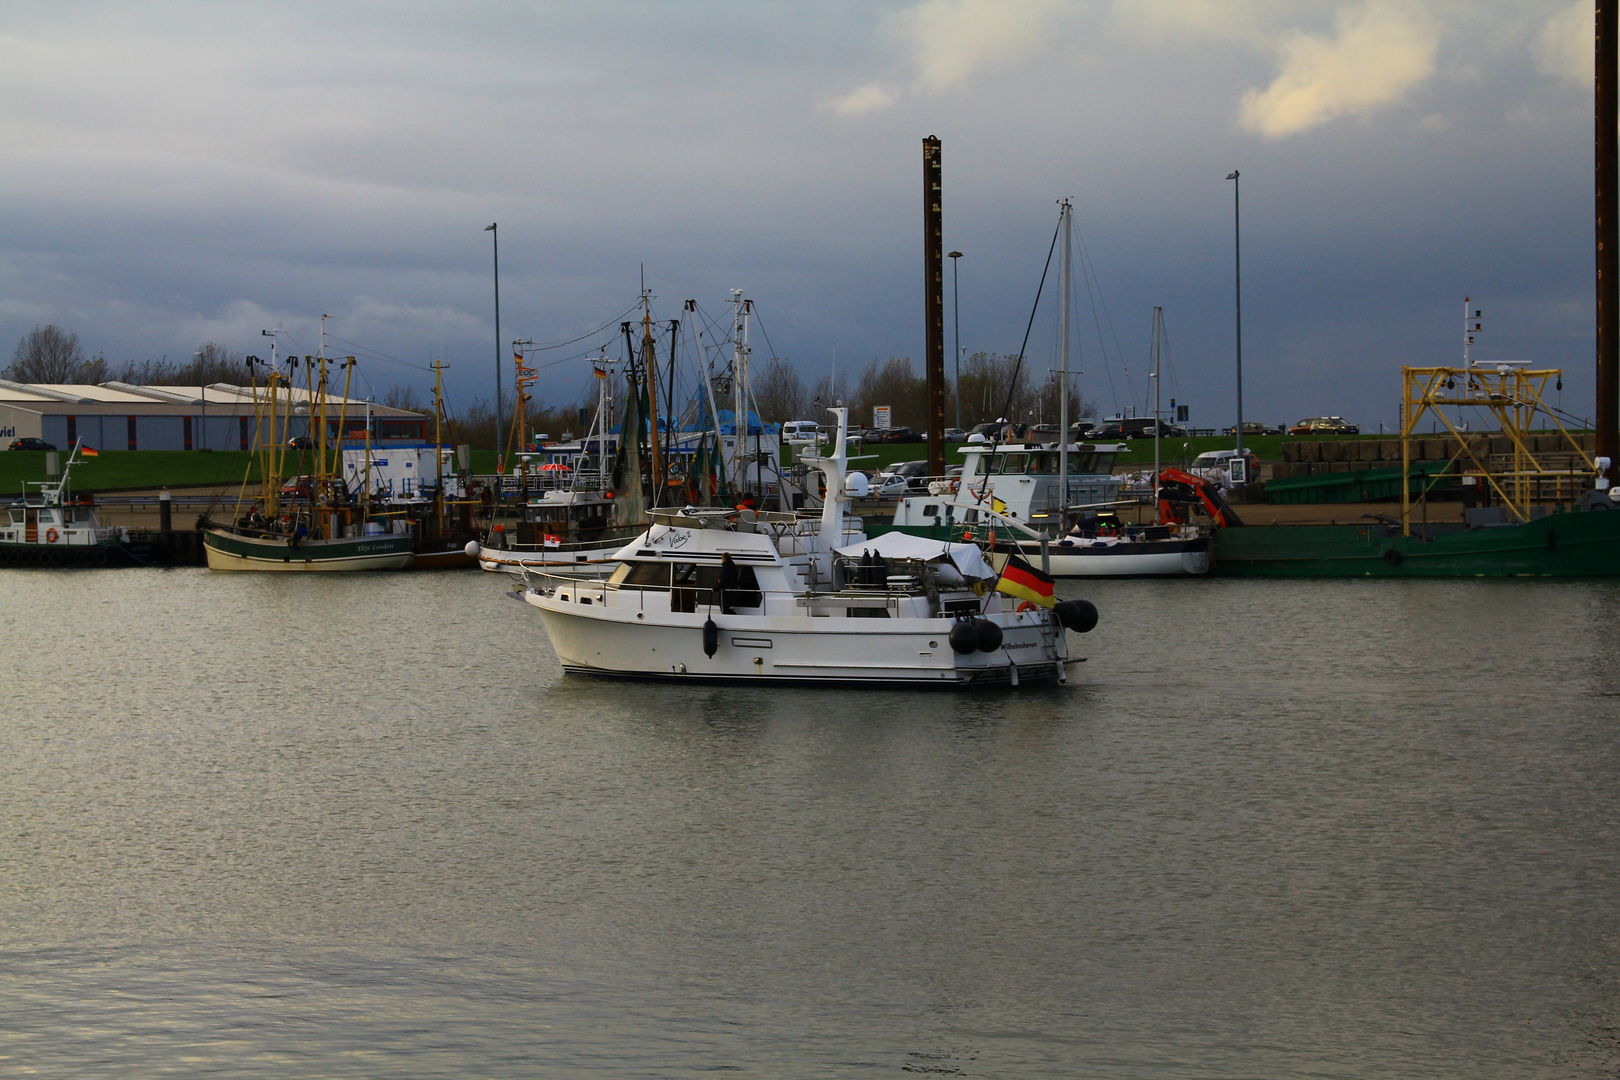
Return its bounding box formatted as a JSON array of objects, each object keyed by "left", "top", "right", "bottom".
[{"left": 508, "top": 409, "right": 1098, "bottom": 687}]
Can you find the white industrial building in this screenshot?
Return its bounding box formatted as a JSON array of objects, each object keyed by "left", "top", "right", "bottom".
[{"left": 0, "top": 380, "right": 428, "bottom": 451}]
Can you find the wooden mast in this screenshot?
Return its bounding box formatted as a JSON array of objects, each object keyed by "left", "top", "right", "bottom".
[
  {"left": 1598, "top": 0, "right": 1618, "bottom": 483},
  {"left": 923, "top": 136, "right": 945, "bottom": 478}
]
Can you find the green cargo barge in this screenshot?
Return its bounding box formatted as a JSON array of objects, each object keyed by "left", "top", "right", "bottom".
[{"left": 1212, "top": 505, "right": 1620, "bottom": 577}]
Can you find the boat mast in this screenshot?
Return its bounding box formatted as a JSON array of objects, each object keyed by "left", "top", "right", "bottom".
[
  {"left": 641, "top": 291, "right": 661, "bottom": 508},
  {"left": 690, "top": 300, "right": 726, "bottom": 505},
  {"left": 1598, "top": 0, "right": 1618, "bottom": 485},
  {"left": 433, "top": 358, "right": 446, "bottom": 531},
  {"left": 730, "top": 291, "right": 751, "bottom": 499},
  {"left": 1152, "top": 307, "right": 1163, "bottom": 514},
  {"left": 1058, "top": 198, "right": 1072, "bottom": 533},
  {"left": 316, "top": 315, "right": 331, "bottom": 535}
]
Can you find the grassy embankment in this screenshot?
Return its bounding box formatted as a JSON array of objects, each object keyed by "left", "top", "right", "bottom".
[
  {"left": 0, "top": 449, "right": 505, "bottom": 494},
  {"left": 789, "top": 431, "right": 1598, "bottom": 472}
]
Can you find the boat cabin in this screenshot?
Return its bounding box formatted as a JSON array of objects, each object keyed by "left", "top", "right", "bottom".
[{"left": 891, "top": 442, "right": 1125, "bottom": 530}]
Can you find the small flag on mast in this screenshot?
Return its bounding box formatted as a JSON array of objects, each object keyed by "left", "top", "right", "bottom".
[{"left": 80, "top": 446, "right": 99, "bottom": 458}]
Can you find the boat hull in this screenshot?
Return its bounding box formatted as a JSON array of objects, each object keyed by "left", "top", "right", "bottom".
[
  {"left": 873, "top": 524, "right": 1209, "bottom": 577},
  {"left": 1212, "top": 508, "right": 1620, "bottom": 577},
  {"left": 478, "top": 543, "right": 625, "bottom": 577},
  {"left": 202, "top": 528, "right": 415, "bottom": 571},
  {"left": 527, "top": 592, "right": 1068, "bottom": 687},
  {"left": 0, "top": 540, "right": 147, "bottom": 568},
  {"left": 1015, "top": 537, "right": 1209, "bottom": 577}
]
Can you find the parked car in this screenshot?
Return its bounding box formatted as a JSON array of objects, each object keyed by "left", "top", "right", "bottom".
[
  {"left": 7, "top": 437, "right": 55, "bottom": 451},
  {"left": 887, "top": 426, "right": 923, "bottom": 443},
  {"left": 943, "top": 427, "right": 968, "bottom": 442},
  {"left": 877, "top": 460, "right": 931, "bottom": 492},
  {"left": 969, "top": 420, "right": 1029, "bottom": 442},
  {"left": 869, "top": 470, "right": 911, "bottom": 496},
  {"left": 781, "top": 420, "right": 823, "bottom": 444},
  {"left": 1289, "top": 416, "right": 1360, "bottom": 435},
  {"left": 1094, "top": 418, "right": 1184, "bottom": 440},
  {"left": 279, "top": 475, "right": 315, "bottom": 499},
  {"left": 287, "top": 435, "right": 313, "bottom": 450},
  {"left": 1190, "top": 449, "right": 1260, "bottom": 488},
  {"left": 1223, "top": 421, "right": 1286, "bottom": 436}
]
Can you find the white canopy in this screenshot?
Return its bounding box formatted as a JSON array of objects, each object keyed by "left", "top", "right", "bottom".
[{"left": 835, "top": 531, "right": 995, "bottom": 581}]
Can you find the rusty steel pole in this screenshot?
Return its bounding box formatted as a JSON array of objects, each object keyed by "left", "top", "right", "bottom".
[
  {"left": 924, "top": 136, "right": 946, "bottom": 478},
  {"left": 1598, "top": 1, "right": 1618, "bottom": 483}
]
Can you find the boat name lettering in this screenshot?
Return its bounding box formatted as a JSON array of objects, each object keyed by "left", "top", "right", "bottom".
[{"left": 648, "top": 530, "right": 690, "bottom": 548}]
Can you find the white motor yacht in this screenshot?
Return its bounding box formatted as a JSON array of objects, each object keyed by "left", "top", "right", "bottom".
[{"left": 509, "top": 409, "right": 1098, "bottom": 687}]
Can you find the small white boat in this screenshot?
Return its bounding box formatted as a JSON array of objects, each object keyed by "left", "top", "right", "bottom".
[{"left": 509, "top": 409, "right": 1097, "bottom": 687}]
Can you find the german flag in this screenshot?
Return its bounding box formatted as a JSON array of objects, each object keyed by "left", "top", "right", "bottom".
[
  {"left": 995, "top": 551, "right": 1056, "bottom": 609},
  {"left": 80, "top": 446, "right": 99, "bottom": 458}
]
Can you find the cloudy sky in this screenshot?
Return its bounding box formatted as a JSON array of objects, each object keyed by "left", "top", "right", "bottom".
[{"left": 0, "top": 0, "right": 1600, "bottom": 429}]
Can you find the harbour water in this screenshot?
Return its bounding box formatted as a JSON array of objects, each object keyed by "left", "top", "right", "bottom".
[{"left": 2, "top": 569, "right": 1618, "bottom": 1077}]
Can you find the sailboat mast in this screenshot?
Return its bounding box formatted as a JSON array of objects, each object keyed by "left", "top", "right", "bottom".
[
  {"left": 1058, "top": 199, "right": 1071, "bottom": 534},
  {"left": 317, "top": 316, "right": 330, "bottom": 535},
  {"left": 433, "top": 358, "right": 445, "bottom": 532},
  {"left": 1152, "top": 307, "right": 1163, "bottom": 512},
  {"left": 730, "top": 290, "right": 745, "bottom": 497}
]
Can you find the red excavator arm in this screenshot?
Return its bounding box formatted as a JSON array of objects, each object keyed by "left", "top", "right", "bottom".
[{"left": 1157, "top": 466, "right": 1244, "bottom": 528}]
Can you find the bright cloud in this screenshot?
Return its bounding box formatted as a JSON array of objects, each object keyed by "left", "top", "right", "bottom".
[
  {"left": 1239, "top": 1, "right": 1439, "bottom": 137},
  {"left": 827, "top": 81, "right": 899, "bottom": 118},
  {"left": 1532, "top": 0, "right": 1593, "bottom": 85},
  {"left": 823, "top": 0, "right": 1058, "bottom": 115}
]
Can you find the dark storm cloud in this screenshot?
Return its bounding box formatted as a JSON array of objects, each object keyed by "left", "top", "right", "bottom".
[{"left": 0, "top": 1, "right": 1598, "bottom": 428}]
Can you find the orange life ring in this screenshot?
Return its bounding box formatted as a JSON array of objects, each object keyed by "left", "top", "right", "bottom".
[
  {"left": 1016, "top": 600, "right": 1036, "bottom": 612},
  {"left": 45, "top": 527, "right": 59, "bottom": 544}
]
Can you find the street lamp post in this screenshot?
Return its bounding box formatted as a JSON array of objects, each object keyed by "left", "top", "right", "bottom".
[
  {"left": 485, "top": 222, "right": 502, "bottom": 471},
  {"left": 193, "top": 350, "right": 207, "bottom": 451},
  {"left": 948, "top": 250, "right": 963, "bottom": 432},
  {"left": 1226, "top": 170, "right": 1244, "bottom": 465}
]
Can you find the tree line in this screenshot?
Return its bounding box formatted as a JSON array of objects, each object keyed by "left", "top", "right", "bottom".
[
  {"left": 6, "top": 325, "right": 255, "bottom": 386},
  {"left": 750, "top": 352, "right": 1096, "bottom": 432}
]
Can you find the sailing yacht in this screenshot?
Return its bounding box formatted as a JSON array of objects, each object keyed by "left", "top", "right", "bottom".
[{"left": 509, "top": 408, "right": 1098, "bottom": 686}]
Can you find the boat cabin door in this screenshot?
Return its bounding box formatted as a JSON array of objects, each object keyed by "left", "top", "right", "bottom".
[{"left": 24, "top": 509, "right": 37, "bottom": 543}]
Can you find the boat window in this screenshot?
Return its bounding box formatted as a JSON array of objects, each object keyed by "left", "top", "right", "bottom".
[
  {"left": 981, "top": 454, "right": 1003, "bottom": 475},
  {"left": 1067, "top": 451, "right": 1097, "bottom": 473},
  {"left": 1092, "top": 453, "right": 1117, "bottom": 471},
  {"left": 1027, "top": 452, "right": 1058, "bottom": 474},
  {"left": 922, "top": 505, "right": 940, "bottom": 517},
  {"left": 7, "top": 510, "right": 21, "bottom": 524},
  {"left": 1000, "top": 453, "right": 1028, "bottom": 473}
]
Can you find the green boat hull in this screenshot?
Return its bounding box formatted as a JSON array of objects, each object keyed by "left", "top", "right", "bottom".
[
  {"left": 1212, "top": 508, "right": 1620, "bottom": 577},
  {"left": 203, "top": 527, "right": 415, "bottom": 571}
]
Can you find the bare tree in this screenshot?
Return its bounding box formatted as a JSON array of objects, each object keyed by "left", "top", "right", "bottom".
[
  {"left": 750, "top": 357, "right": 806, "bottom": 424},
  {"left": 851, "top": 357, "right": 930, "bottom": 429},
  {"left": 957, "top": 352, "right": 1033, "bottom": 428},
  {"left": 1034, "top": 371, "right": 1097, "bottom": 428},
  {"left": 7, "top": 325, "right": 91, "bottom": 382},
  {"left": 115, "top": 344, "right": 251, "bottom": 386},
  {"left": 383, "top": 384, "right": 424, "bottom": 412}
]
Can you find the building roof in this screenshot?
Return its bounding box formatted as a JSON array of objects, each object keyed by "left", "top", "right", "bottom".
[{"left": 0, "top": 381, "right": 423, "bottom": 417}]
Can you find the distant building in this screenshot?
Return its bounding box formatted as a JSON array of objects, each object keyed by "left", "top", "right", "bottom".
[{"left": 0, "top": 380, "right": 429, "bottom": 451}]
